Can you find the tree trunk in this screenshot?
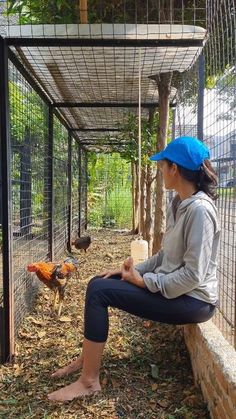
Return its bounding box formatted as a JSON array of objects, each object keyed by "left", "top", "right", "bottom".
[
  {"left": 144, "top": 163, "right": 154, "bottom": 256},
  {"left": 140, "top": 167, "right": 146, "bottom": 235},
  {"left": 152, "top": 72, "right": 173, "bottom": 254},
  {"left": 133, "top": 163, "right": 139, "bottom": 234},
  {"left": 131, "top": 162, "right": 135, "bottom": 232},
  {"left": 143, "top": 109, "right": 155, "bottom": 254}
]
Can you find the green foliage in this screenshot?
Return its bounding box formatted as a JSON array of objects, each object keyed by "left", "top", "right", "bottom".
[
  {"left": 9, "top": 80, "right": 45, "bottom": 143},
  {"left": 6, "top": 1, "right": 206, "bottom": 25},
  {"left": 88, "top": 153, "right": 132, "bottom": 228},
  {"left": 117, "top": 112, "right": 159, "bottom": 165},
  {"left": 7, "top": 0, "right": 79, "bottom": 24}
]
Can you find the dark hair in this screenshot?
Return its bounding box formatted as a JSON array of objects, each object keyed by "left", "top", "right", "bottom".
[{"left": 165, "top": 159, "right": 218, "bottom": 200}]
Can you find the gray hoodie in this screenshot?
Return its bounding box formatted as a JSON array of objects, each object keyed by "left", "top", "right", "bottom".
[{"left": 135, "top": 191, "right": 220, "bottom": 304}]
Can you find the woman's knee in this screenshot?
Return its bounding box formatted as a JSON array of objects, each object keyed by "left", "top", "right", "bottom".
[{"left": 86, "top": 276, "right": 106, "bottom": 299}]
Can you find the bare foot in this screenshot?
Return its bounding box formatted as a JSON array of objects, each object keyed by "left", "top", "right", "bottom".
[
  {"left": 51, "top": 357, "right": 83, "bottom": 378},
  {"left": 47, "top": 377, "right": 101, "bottom": 401}
]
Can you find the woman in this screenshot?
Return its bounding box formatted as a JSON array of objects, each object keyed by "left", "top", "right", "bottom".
[{"left": 48, "top": 136, "right": 220, "bottom": 402}]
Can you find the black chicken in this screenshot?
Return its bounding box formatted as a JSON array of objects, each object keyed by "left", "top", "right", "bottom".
[{"left": 72, "top": 236, "right": 91, "bottom": 252}]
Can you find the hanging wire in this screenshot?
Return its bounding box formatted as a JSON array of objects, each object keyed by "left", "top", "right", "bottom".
[{"left": 138, "top": 47, "right": 142, "bottom": 236}]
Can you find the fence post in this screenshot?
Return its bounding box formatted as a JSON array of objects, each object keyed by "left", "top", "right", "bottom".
[
  {"left": 67, "top": 132, "right": 72, "bottom": 251},
  {"left": 0, "top": 37, "right": 14, "bottom": 362},
  {"left": 197, "top": 53, "right": 205, "bottom": 141},
  {"left": 48, "top": 106, "right": 54, "bottom": 260}
]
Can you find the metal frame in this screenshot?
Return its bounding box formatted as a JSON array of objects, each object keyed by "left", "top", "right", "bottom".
[
  {"left": 52, "top": 102, "right": 176, "bottom": 108},
  {"left": 71, "top": 128, "right": 121, "bottom": 132},
  {"left": 67, "top": 132, "right": 72, "bottom": 252},
  {"left": 48, "top": 106, "right": 54, "bottom": 261},
  {"left": 197, "top": 54, "right": 205, "bottom": 140},
  {"left": 80, "top": 142, "right": 127, "bottom": 146},
  {"left": 5, "top": 38, "right": 204, "bottom": 48},
  {"left": 0, "top": 37, "right": 14, "bottom": 362}
]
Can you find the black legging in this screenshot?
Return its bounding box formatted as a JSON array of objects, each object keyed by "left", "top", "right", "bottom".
[{"left": 84, "top": 275, "right": 216, "bottom": 342}]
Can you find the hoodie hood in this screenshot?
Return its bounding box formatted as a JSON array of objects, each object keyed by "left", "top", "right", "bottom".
[{"left": 177, "top": 191, "right": 218, "bottom": 219}]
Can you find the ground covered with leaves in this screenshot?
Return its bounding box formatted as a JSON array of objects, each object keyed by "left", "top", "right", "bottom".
[{"left": 0, "top": 230, "right": 210, "bottom": 418}]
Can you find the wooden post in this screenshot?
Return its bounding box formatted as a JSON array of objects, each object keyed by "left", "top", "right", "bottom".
[{"left": 80, "top": 0, "right": 88, "bottom": 24}]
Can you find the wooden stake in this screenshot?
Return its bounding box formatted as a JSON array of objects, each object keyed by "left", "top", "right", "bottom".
[{"left": 80, "top": 0, "right": 88, "bottom": 24}]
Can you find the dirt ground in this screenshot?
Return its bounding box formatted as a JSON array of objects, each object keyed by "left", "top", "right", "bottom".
[{"left": 0, "top": 230, "right": 210, "bottom": 419}]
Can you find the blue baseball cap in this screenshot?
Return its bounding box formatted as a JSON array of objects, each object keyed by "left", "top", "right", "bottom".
[{"left": 150, "top": 136, "right": 210, "bottom": 171}]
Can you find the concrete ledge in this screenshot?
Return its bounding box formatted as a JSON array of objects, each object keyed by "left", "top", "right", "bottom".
[{"left": 183, "top": 321, "right": 236, "bottom": 419}]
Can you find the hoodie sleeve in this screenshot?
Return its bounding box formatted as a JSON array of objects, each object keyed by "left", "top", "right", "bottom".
[
  {"left": 134, "top": 250, "right": 164, "bottom": 276},
  {"left": 143, "top": 205, "right": 215, "bottom": 297}
]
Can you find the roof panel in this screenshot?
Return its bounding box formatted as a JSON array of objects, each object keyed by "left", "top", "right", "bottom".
[
  {"left": 4, "top": 24, "right": 206, "bottom": 148},
  {"left": 3, "top": 23, "right": 206, "bottom": 40}
]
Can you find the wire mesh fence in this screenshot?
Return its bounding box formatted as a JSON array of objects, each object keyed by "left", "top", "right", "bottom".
[
  {"left": 9, "top": 60, "right": 50, "bottom": 332},
  {"left": 87, "top": 153, "right": 132, "bottom": 230},
  {"left": 79, "top": 148, "right": 88, "bottom": 233},
  {"left": 0, "top": 58, "right": 85, "bottom": 354},
  {"left": 71, "top": 138, "right": 79, "bottom": 240},
  {"left": 53, "top": 116, "right": 69, "bottom": 259},
  {"left": 176, "top": 0, "right": 236, "bottom": 347}
]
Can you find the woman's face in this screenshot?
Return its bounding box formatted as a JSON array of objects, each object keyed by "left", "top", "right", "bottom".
[{"left": 158, "top": 160, "right": 177, "bottom": 189}]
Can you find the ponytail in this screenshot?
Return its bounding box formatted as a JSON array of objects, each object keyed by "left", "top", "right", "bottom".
[
  {"left": 198, "top": 160, "right": 218, "bottom": 200},
  {"left": 166, "top": 159, "right": 219, "bottom": 200}
]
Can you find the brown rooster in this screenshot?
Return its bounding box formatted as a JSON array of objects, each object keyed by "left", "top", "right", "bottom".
[
  {"left": 72, "top": 235, "right": 91, "bottom": 252},
  {"left": 27, "top": 257, "right": 78, "bottom": 316}
]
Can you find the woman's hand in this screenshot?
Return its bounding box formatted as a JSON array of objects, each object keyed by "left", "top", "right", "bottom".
[
  {"left": 99, "top": 267, "right": 122, "bottom": 279},
  {"left": 121, "top": 257, "right": 146, "bottom": 288}
]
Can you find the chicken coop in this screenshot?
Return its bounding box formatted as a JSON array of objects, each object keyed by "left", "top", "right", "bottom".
[{"left": 0, "top": 0, "right": 235, "bottom": 364}]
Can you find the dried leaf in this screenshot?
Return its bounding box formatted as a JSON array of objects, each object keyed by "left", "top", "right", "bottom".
[
  {"left": 101, "top": 376, "right": 108, "bottom": 386},
  {"left": 29, "top": 317, "right": 45, "bottom": 326},
  {"left": 157, "top": 399, "right": 170, "bottom": 409},
  {"left": 37, "top": 331, "right": 46, "bottom": 338},
  {"left": 18, "top": 331, "right": 35, "bottom": 340},
  {"left": 111, "top": 379, "right": 120, "bottom": 389},
  {"left": 13, "top": 364, "right": 23, "bottom": 377},
  {"left": 59, "top": 316, "right": 72, "bottom": 323},
  {"left": 151, "top": 383, "right": 158, "bottom": 391}
]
